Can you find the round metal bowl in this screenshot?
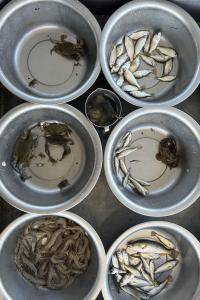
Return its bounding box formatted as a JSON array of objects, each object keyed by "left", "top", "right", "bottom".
[
  {"left": 0, "top": 0, "right": 101, "bottom": 104},
  {"left": 0, "top": 212, "right": 106, "bottom": 300},
  {"left": 104, "top": 107, "right": 200, "bottom": 217},
  {"left": 100, "top": 0, "right": 200, "bottom": 107},
  {"left": 0, "top": 103, "right": 102, "bottom": 213},
  {"left": 102, "top": 221, "right": 200, "bottom": 300}
]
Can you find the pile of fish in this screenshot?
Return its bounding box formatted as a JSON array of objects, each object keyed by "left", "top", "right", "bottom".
[
  {"left": 110, "top": 231, "right": 180, "bottom": 299},
  {"left": 15, "top": 217, "right": 91, "bottom": 290},
  {"left": 109, "top": 30, "right": 177, "bottom": 99},
  {"left": 114, "top": 131, "right": 150, "bottom": 196}
]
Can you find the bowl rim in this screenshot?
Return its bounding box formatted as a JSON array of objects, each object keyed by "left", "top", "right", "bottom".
[
  {"left": 104, "top": 106, "right": 200, "bottom": 217},
  {"left": 0, "top": 0, "right": 101, "bottom": 104},
  {"left": 0, "top": 211, "right": 106, "bottom": 300},
  {"left": 100, "top": 0, "right": 200, "bottom": 107},
  {"left": 102, "top": 221, "right": 200, "bottom": 300},
  {"left": 0, "top": 103, "right": 103, "bottom": 214}
]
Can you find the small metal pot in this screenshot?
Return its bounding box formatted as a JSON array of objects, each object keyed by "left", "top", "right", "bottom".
[
  {"left": 104, "top": 107, "right": 200, "bottom": 217},
  {"left": 0, "top": 212, "right": 106, "bottom": 300},
  {"left": 85, "top": 88, "right": 122, "bottom": 134},
  {"left": 0, "top": 0, "right": 101, "bottom": 104},
  {"left": 0, "top": 103, "right": 102, "bottom": 213},
  {"left": 102, "top": 221, "right": 200, "bottom": 300},
  {"left": 100, "top": 0, "right": 200, "bottom": 107}
]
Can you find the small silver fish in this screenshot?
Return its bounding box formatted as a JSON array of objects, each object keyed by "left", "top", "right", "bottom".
[
  {"left": 149, "top": 260, "right": 155, "bottom": 281},
  {"left": 116, "top": 43, "right": 124, "bottom": 57},
  {"left": 144, "top": 35, "right": 151, "bottom": 53},
  {"left": 164, "top": 58, "right": 173, "bottom": 76},
  {"left": 118, "top": 60, "right": 131, "bottom": 75},
  {"left": 129, "top": 256, "right": 141, "bottom": 266},
  {"left": 123, "top": 131, "right": 132, "bottom": 147},
  {"left": 116, "top": 75, "right": 124, "bottom": 87},
  {"left": 158, "top": 75, "right": 176, "bottom": 82},
  {"left": 129, "top": 30, "right": 149, "bottom": 40},
  {"left": 140, "top": 253, "right": 160, "bottom": 260},
  {"left": 118, "top": 147, "right": 141, "bottom": 159},
  {"left": 125, "top": 35, "right": 134, "bottom": 61},
  {"left": 122, "top": 286, "right": 150, "bottom": 300},
  {"left": 122, "top": 250, "right": 130, "bottom": 266},
  {"left": 123, "top": 172, "right": 129, "bottom": 188},
  {"left": 141, "top": 268, "right": 154, "bottom": 285},
  {"left": 128, "top": 177, "right": 148, "bottom": 196},
  {"left": 114, "top": 156, "right": 120, "bottom": 175},
  {"left": 149, "top": 32, "right": 162, "bottom": 53},
  {"left": 120, "top": 274, "right": 135, "bottom": 286},
  {"left": 112, "top": 53, "right": 128, "bottom": 73},
  {"left": 122, "top": 85, "right": 139, "bottom": 92},
  {"left": 139, "top": 285, "right": 155, "bottom": 292},
  {"left": 112, "top": 254, "right": 119, "bottom": 268},
  {"left": 116, "top": 146, "right": 132, "bottom": 154},
  {"left": 127, "top": 241, "right": 175, "bottom": 256},
  {"left": 134, "top": 36, "right": 147, "bottom": 58},
  {"left": 155, "top": 260, "right": 178, "bottom": 274},
  {"left": 124, "top": 265, "right": 141, "bottom": 277},
  {"left": 130, "top": 90, "right": 151, "bottom": 99},
  {"left": 129, "top": 277, "right": 150, "bottom": 287},
  {"left": 131, "top": 176, "right": 150, "bottom": 186},
  {"left": 150, "top": 54, "right": 170, "bottom": 62},
  {"left": 148, "top": 278, "right": 169, "bottom": 297},
  {"left": 119, "top": 159, "right": 128, "bottom": 174},
  {"left": 110, "top": 267, "right": 126, "bottom": 274},
  {"left": 140, "top": 54, "right": 156, "bottom": 67},
  {"left": 111, "top": 65, "right": 120, "bottom": 74},
  {"left": 151, "top": 231, "right": 176, "bottom": 250},
  {"left": 124, "top": 69, "right": 140, "bottom": 88},
  {"left": 157, "top": 46, "right": 177, "bottom": 58},
  {"left": 116, "top": 250, "right": 124, "bottom": 264},
  {"left": 115, "top": 273, "right": 122, "bottom": 283},
  {"left": 109, "top": 45, "right": 117, "bottom": 68},
  {"left": 129, "top": 56, "right": 141, "bottom": 73},
  {"left": 134, "top": 70, "right": 152, "bottom": 78},
  {"left": 141, "top": 257, "right": 150, "bottom": 274},
  {"left": 137, "top": 262, "right": 143, "bottom": 272}
]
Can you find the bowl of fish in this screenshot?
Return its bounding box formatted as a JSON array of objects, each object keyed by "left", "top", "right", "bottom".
[
  {"left": 0, "top": 0, "right": 101, "bottom": 104},
  {"left": 104, "top": 106, "right": 200, "bottom": 217},
  {"left": 102, "top": 221, "right": 200, "bottom": 300},
  {"left": 100, "top": 0, "right": 200, "bottom": 107},
  {"left": 0, "top": 103, "right": 102, "bottom": 213},
  {"left": 0, "top": 212, "right": 106, "bottom": 300}
]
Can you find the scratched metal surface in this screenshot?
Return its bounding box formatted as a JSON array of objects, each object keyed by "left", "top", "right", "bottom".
[{"left": 0, "top": 2, "right": 200, "bottom": 300}]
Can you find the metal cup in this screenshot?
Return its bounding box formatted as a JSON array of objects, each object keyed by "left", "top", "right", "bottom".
[{"left": 85, "top": 88, "right": 122, "bottom": 134}]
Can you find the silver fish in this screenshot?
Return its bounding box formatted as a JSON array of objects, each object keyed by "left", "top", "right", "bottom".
[
  {"left": 140, "top": 253, "right": 160, "bottom": 260},
  {"left": 129, "top": 277, "right": 150, "bottom": 287},
  {"left": 130, "top": 90, "right": 151, "bottom": 99},
  {"left": 134, "top": 70, "right": 152, "bottom": 78},
  {"left": 111, "top": 65, "right": 120, "bottom": 74},
  {"left": 137, "top": 262, "right": 143, "bottom": 272},
  {"left": 110, "top": 267, "right": 126, "bottom": 274},
  {"left": 140, "top": 54, "right": 156, "bottom": 67},
  {"left": 155, "top": 260, "right": 178, "bottom": 274},
  {"left": 115, "top": 273, "right": 122, "bottom": 283},
  {"left": 114, "top": 156, "right": 120, "bottom": 175},
  {"left": 123, "top": 131, "right": 132, "bottom": 147},
  {"left": 150, "top": 54, "right": 170, "bottom": 62},
  {"left": 164, "top": 58, "right": 173, "bottom": 76},
  {"left": 116, "top": 75, "right": 124, "bottom": 87},
  {"left": 124, "top": 69, "right": 140, "bottom": 88},
  {"left": 119, "top": 159, "right": 128, "bottom": 175},
  {"left": 112, "top": 254, "right": 119, "bottom": 268},
  {"left": 124, "top": 265, "right": 141, "bottom": 277},
  {"left": 149, "top": 260, "right": 155, "bottom": 281},
  {"left": 141, "top": 268, "right": 154, "bottom": 285},
  {"left": 158, "top": 75, "right": 176, "bottom": 82},
  {"left": 128, "top": 177, "right": 148, "bottom": 196},
  {"left": 129, "top": 256, "right": 141, "bottom": 266},
  {"left": 127, "top": 241, "right": 176, "bottom": 256},
  {"left": 148, "top": 278, "right": 169, "bottom": 296},
  {"left": 134, "top": 36, "right": 147, "bottom": 58},
  {"left": 149, "top": 32, "right": 162, "bottom": 53},
  {"left": 131, "top": 176, "right": 151, "bottom": 186},
  {"left": 120, "top": 274, "right": 135, "bottom": 286},
  {"left": 122, "top": 286, "right": 150, "bottom": 300},
  {"left": 118, "top": 61, "right": 131, "bottom": 75},
  {"left": 141, "top": 257, "right": 150, "bottom": 274},
  {"left": 116, "top": 146, "right": 132, "bottom": 154},
  {"left": 151, "top": 231, "right": 176, "bottom": 250},
  {"left": 125, "top": 35, "right": 134, "bottom": 61},
  {"left": 129, "top": 56, "right": 141, "bottom": 73},
  {"left": 116, "top": 250, "right": 124, "bottom": 264},
  {"left": 122, "top": 85, "right": 139, "bottom": 92},
  {"left": 109, "top": 45, "right": 117, "bottom": 68},
  {"left": 139, "top": 285, "right": 155, "bottom": 292},
  {"left": 123, "top": 171, "right": 130, "bottom": 188},
  {"left": 144, "top": 35, "right": 151, "bottom": 53},
  {"left": 112, "top": 53, "right": 128, "bottom": 73},
  {"left": 116, "top": 43, "right": 124, "bottom": 57},
  {"left": 129, "top": 30, "right": 149, "bottom": 40},
  {"left": 157, "top": 46, "right": 177, "bottom": 58},
  {"left": 122, "top": 250, "right": 129, "bottom": 266},
  {"left": 118, "top": 147, "right": 140, "bottom": 159}
]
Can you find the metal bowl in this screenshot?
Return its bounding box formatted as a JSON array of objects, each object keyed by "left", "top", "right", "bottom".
[
  {"left": 0, "top": 0, "right": 101, "bottom": 104},
  {"left": 0, "top": 103, "right": 102, "bottom": 213},
  {"left": 100, "top": 0, "right": 200, "bottom": 107},
  {"left": 0, "top": 212, "right": 106, "bottom": 300},
  {"left": 102, "top": 221, "right": 200, "bottom": 300},
  {"left": 104, "top": 107, "right": 200, "bottom": 217}
]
